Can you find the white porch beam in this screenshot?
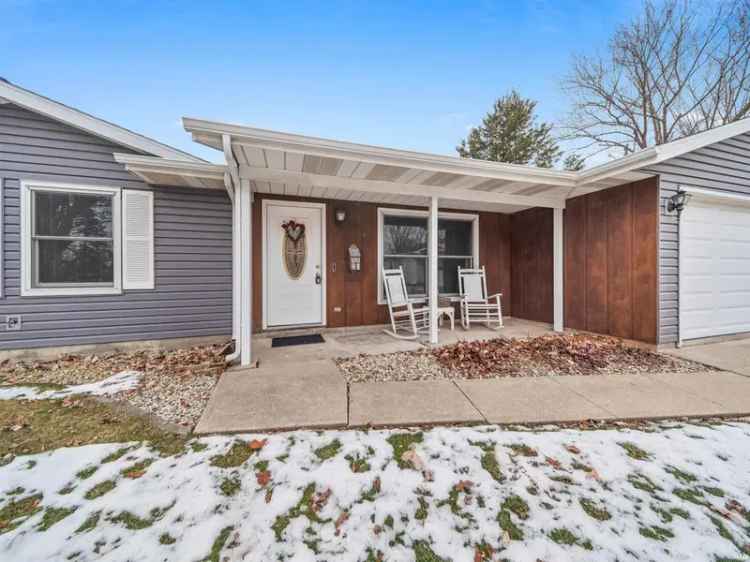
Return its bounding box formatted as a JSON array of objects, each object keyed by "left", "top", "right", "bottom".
[
  {"left": 428, "top": 196, "right": 439, "bottom": 344},
  {"left": 553, "top": 207, "right": 564, "bottom": 332},
  {"left": 238, "top": 165, "right": 566, "bottom": 209},
  {"left": 238, "top": 178, "right": 253, "bottom": 366}
]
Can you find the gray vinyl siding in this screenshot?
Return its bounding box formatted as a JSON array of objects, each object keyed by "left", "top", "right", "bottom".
[
  {"left": 641, "top": 131, "right": 750, "bottom": 345},
  {"left": 0, "top": 102, "right": 232, "bottom": 351}
]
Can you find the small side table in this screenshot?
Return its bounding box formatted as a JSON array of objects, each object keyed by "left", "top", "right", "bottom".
[{"left": 437, "top": 306, "right": 455, "bottom": 331}]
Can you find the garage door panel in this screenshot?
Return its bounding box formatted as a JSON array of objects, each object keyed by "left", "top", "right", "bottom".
[{"left": 681, "top": 197, "right": 750, "bottom": 340}]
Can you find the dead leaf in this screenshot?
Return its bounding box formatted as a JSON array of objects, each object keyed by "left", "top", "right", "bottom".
[
  {"left": 256, "top": 470, "right": 271, "bottom": 487},
  {"left": 564, "top": 444, "right": 581, "bottom": 455},
  {"left": 249, "top": 439, "right": 267, "bottom": 451},
  {"left": 312, "top": 488, "right": 332, "bottom": 512},
  {"left": 401, "top": 449, "right": 424, "bottom": 471},
  {"left": 545, "top": 456, "right": 563, "bottom": 470},
  {"left": 334, "top": 511, "right": 349, "bottom": 536}
]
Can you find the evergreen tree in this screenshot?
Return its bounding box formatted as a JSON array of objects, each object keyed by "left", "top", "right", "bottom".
[
  {"left": 457, "top": 90, "right": 560, "bottom": 168},
  {"left": 563, "top": 153, "right": 586, "bottom": 171}
]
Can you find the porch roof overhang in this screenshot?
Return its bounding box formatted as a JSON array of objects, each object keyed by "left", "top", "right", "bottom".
[
  {"left": 182, "top": 117, "right": 653, "bottom": 213},
  {"left": 114, "top": 153, "right": 228, "bottom": 191}
]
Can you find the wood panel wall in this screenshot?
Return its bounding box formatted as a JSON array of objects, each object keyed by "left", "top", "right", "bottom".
[
  {"left": 564, "top": 177, "right": 659, "bottom": 343},
  {"left": 251, "top": 195, "right": 512, "bottom": 331},
  {"left": 510, "top": 207, "right": 554, "bottom": 323}
]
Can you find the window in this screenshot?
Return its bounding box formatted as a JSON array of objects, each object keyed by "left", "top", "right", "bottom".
[
  {"left": 378, "top": 208, "right": 478, "bottom": 302},
  {"left": 21, "top": 182, "right": 127, "bottom": 296}
]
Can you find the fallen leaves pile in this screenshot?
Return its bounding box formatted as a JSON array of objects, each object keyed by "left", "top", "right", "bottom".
[
  {"left": 0, "top": 344, "right": 230, "bottom": 387},
  {"left": 432, "top": 334, "right": 706, "bottom": 378},
  {"left": 1, "top": 344, "right": 231, "bottom": 429}
]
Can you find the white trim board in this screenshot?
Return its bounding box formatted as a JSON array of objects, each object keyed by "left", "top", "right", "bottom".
[
  {"left": 376, "top": 207, "right": 480, "bottom": 305},
  {"left": 0, "top": 80, "right": 203, "bottom": 163},
  {"left": 261, "top": 199, "right": 327, "bottom": 330},
  {"left": 20, "top": 180, "right": 123, "bottom": 297}
]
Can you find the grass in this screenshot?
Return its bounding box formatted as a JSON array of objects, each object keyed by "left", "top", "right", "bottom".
[
  {"left": 415, "top": 497, "right": 429, "bottom": 520},
  {"left": 0, "top": 398, "right": 184, "bottom": 457},
  {"left": 413, "top": 540, "right": 446, "bottom": 561},
  {"left": 386, "top": 433, "right": 423, "bottom": 468},
  {"left": 121, "top": 459, "right": 155, "bottom": 479},
  {"left": 639, "top": 525, "right": 675, "bottom": 542},
  {"left": 0, "top": 493, "right": 43, "bottom": 534},
  {"left": 210, "top": 441, "right": 255, "bottom": 468},
  {"left": 202, "top": 526, "right": 233, "bottom": 562},
  {"left": 580, "top": 498, "right": 611, "bottom": 521},
  {"left": 619, "top": 442, "right": 650, "bottom": 461},
  {"left": 502, "top": 495, "right": 529, "bottom": 520},
  {"left": 219, "top": 476, "right": 241, "bottom": 496},
  {"left": 628, "top": 473, "right": 663, "bottom": 494},
  {"left": 159, "top": 533, "right": 177, "bottom": 545},
  {"left": 506, "top": 443, "right": 538, "bottom": 457},
  {"left": 314, "top": 439, "right": 342, "bottom": 461},
  {"left": 110, "top": 502, "right": 174, "bottom": 530},
  {"left": 549, "top": 527, "right": 593, "bottom": 550},
  {"left": 101, "top": 447, "right": 133, "bottom": 463},
  {"left": 75, "top": 466, "right": 98, "bottom": 480},
  {"left": 271, "top": 484, "right": 329, "bottom": 541},
  {"left": 38, "top": 506, "right": 77, "bottom": 531},
  {"left": 665, "top": 465, "right": 697, "bottom": 484},
  {"left": 673, "top": 487, "right": 707, "bottom": 506},
  {"left": 497, "top": 509, "right": 524, "bottom": 540},
  {"left": 471, "top": 441, "right": 504, "bottom": 483},
  {"left": 84, "top": 480, "right": 116, "bottom": 500},
  {"left": 75, "top": 511, "right": 101, "bottom": 533},
  {"left": 345, "top": 452, "right": 372, "bottom": 473}
]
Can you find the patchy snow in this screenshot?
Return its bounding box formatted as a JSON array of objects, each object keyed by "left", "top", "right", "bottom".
[
  {"left": 1, "top": 423, "right": 749, "bottom": 561},
  {"left": 0, "top": 371, "right": 141, "bottom": 401}
]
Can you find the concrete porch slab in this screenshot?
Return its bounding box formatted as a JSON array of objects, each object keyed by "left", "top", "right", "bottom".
[
  {"left": 194, "top": 360, "right": 347, "bottom": 434},
  {"left": 348, "top": 380, "right": 484, "bottom": 427},
  {"left": 456, "top": 376, "right": 614, "bottom": 424}
]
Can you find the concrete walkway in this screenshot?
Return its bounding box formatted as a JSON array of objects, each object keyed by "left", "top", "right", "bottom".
[
  {"left": 667, "top": 338, "right": 750, "bottom": 377},
  {"left": 196, "top": 368, "right": 750, "bottom": 433}
]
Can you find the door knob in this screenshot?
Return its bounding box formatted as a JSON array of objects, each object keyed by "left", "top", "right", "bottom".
[{"left": 315, "top": 272, "right": 322, "bottom": 285}]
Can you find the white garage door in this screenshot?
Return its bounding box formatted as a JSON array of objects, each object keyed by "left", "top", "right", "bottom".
[{"left": 680, "top": 196, "right": 750, "bottom": 340}]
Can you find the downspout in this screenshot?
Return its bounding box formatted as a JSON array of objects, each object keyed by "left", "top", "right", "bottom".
[{"left": 222, "top": 134, "right": 242, "bottom": 364}]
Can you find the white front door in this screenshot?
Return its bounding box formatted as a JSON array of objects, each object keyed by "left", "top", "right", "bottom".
[
  {"left": 680, "top": 197, "right": 750, "bottom": 340},
  {"left": 264, "top": 201, "right": 325, "bottom": 328}
]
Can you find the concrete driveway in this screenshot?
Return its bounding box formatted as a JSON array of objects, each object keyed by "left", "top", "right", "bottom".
[{"left": 667, "top": 338, "right": 750, "bottom": 377}]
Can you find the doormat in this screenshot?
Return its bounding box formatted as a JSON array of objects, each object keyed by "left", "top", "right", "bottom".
[{"left": 271, "top": 334, "right": 325, "bottom": 348}]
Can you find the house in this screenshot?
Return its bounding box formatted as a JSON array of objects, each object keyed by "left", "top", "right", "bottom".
[{"left": 1, "top": 80, "right": 749, "bottom": 365}]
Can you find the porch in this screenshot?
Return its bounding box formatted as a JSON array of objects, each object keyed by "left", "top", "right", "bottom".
[{"left": 194, "top": 321, "right": 750, "bottom": 433}]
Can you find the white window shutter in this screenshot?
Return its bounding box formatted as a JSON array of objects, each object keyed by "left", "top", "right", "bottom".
[{"left": 122, "top": 190, "right": 154, "bottom": 290}]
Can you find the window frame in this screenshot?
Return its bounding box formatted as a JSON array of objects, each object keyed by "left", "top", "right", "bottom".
[
  {"left": 20, "top": 181, "right": 122, "bottom": 296},
  {"left": 377, "top": 207, "right": 479, "bottom": 305}
]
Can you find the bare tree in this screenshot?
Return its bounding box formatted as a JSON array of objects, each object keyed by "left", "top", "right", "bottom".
[{"left": 562, "top": 0, "right": 750, "bottom": 156}]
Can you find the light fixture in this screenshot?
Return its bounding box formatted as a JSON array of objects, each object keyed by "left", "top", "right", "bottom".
[
  {"left": 335, "top": 209, "right": 347, "bottom": 223},
  {"left": 667, "top": 189, "right": 689, "bottom": 213}
]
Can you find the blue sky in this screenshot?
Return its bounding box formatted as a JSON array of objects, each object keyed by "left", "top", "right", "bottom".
[{"left": 2, "top": 1, "right": 641, "bottom": 162}]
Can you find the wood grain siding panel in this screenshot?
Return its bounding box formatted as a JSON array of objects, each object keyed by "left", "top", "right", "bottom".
[
  {"left": 563, "top": 196, "right": 587, "bottom": 330},
  {"left": 562, "top": 178, "right": 658, "bottom": 343},
  {"left": 510, "top": 208, "right": 553, "bottom": 323},
  {"left": 642, "top": 131, "right": 750, "bottom": 344},
  {"left": 632, "top": 178, "right": 659, "bottom": 343},
  {"left": 0, "top": 104, "right": 232, "bottom": 351},
  {"left": 251, "top": 194, "right": 512, "bottom": 330},
  {"left": 607, "top": 186, "right": 633, "bottom": 339}
]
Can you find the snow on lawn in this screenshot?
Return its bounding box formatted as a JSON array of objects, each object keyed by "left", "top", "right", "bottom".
[
  {"left": 1, "top": 423, "right": 750, "bottom": 561},
  {"left": 0, "top": 371, "right": 141, "bottom": 401}
]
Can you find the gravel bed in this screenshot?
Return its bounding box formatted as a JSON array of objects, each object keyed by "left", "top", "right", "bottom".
[
  {"left": 0, "top": 344, "right": 229, "bottom": 428},
  {"left": 336, "top": 334, "right": 714, "bottom": 383}
]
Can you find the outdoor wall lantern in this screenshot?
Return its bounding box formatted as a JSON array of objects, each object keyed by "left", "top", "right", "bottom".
[
  {"left": 335, "top": 208, "right": 347, "bottom": 223},
  {"left": 667, "top": 189, "right": 689, "bottom": 213}
]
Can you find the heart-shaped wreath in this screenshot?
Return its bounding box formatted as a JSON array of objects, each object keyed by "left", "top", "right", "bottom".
[{"left": 282, "top": 220, "right": 305, "bottom": 241}]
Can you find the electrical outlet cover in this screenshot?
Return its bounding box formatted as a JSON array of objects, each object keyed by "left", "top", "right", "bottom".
[{"left": 6, "top": 315, "right": 21, "bottom": 331}]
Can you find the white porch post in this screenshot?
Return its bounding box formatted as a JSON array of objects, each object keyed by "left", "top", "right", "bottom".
[
  {"left": 428, "top": 196, "right": 439, "bottom": 344},
  {"left": 239, "top": 178, "right": 253, "bottom": 366},
  {"left": 553, "top": 207, "right": 564, "bottom": 332}
]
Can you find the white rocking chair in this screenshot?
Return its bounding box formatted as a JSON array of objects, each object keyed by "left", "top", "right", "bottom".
[
  {"left": 382, "top": 267, "right": 430, "bottom": 340},
  {"left": 458, "top": 266, "right": 503, "bottom": 330}
]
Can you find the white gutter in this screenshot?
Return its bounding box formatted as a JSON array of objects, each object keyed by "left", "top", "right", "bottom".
[{"left": 222, "top": 134, "right": 242, "bottom": 365}]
